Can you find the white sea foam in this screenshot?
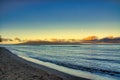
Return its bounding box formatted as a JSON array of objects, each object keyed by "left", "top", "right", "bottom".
[{"left": 19, "top": 55, "right": 117, "bottom": 80}]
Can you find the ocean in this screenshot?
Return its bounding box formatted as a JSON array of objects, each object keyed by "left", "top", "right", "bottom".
[{"left": 1, "top": 44, "right": 120, "bottom": 80}]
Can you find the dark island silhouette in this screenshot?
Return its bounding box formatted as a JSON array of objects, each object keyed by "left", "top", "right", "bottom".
[
  {"left": 19, "top": 36, "right": 120, "bottom": 45},
  {"left": 0, "top": 35, "right": 2, "bottom": 42},
  {"left": 0, "top": 36, "right": 120, "bottom": 44}
]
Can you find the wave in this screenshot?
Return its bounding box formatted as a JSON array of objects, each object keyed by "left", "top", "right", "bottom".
[
  {"left": 19, "top": 55, "right": 119, "bottom": 80},
  {"left": 85, "top": 58, "right": 120, "bottom": 64},
  {"left": 31, "top": 56, "right": 120, "bottom": 77}
]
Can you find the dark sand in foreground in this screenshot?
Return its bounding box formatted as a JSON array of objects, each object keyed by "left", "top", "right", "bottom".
[{"left": 0, "top": 47, "right": 90, "bottom": 80}]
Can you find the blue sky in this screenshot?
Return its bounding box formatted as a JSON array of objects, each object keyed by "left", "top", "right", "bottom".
[{"left": 0, "top": 0, "right": 120, "bottom": 39}]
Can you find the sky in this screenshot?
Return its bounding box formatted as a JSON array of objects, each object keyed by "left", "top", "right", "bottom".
[{"left": 0, "top": 0, "right": 120, "bottom": 40}]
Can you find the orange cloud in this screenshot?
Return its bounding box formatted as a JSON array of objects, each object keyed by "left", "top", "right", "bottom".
[{"left": 82, "top": 36, "right": 98, "bottom": 41}]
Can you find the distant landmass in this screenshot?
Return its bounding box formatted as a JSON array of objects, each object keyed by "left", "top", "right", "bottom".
[
  {"left": 80, "top": 36, "right": 120, "bottom": 43},
  {"left": 19, "top": 36, "right": 120, "bottom": 45},
  {"left": 0, "top": 36, "right": 120, "bottom": 44}
]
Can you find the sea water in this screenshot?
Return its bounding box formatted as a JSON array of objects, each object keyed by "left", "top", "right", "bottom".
[{"left": 1, "top": 44, "right": 120, "bottom": 80}]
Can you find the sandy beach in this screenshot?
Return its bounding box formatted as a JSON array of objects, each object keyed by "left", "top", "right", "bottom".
[{"left": 0, "top": 47, "right": 90, "bottom": 80}]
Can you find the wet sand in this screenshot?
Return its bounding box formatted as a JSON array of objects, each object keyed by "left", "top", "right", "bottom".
[{"left": 0, "top": 47, "right": 90, "bottom": 80}]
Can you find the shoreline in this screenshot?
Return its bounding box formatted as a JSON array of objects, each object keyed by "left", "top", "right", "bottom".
[{"left": 0, "top": 47, "right": 90, "bottom": 80}]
